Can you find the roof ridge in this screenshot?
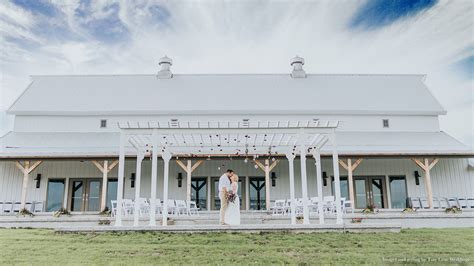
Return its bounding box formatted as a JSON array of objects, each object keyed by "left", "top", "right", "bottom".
[{"left": 30, "top": 73, "right": 427, "bottom": 78}]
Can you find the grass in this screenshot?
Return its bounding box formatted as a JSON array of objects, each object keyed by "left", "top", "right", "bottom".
[{"left": 0, "top": 228, "right": 473, "bottom": 265}]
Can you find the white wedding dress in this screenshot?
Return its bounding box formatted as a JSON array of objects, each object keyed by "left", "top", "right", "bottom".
[{"left": 224, "top": 181, "right": 241, "bottom": 225}]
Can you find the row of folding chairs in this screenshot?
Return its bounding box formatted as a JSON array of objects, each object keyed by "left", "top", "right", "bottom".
[
  {"left": 0, "top": 201, "right": 44, "bottom": 214},
  {"left": 410, "top": 197, "right": 474, "bottom": 209},
  {"left": 271, "top": 196, "right": 354, "bottom": 216},
  {"left": 111, "top": 198, "right": 200, "bottom": 217}
]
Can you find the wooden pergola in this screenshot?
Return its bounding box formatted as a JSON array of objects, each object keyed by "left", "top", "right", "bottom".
[{"left": 114, "top": 120, "right": 344, "bottom": 227}]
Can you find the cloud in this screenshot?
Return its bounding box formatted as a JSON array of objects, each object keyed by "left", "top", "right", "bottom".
[{"left": 0, "top": 0, "right": 472, "bottom": 147}]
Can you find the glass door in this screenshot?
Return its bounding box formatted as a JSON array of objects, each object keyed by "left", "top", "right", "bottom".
[
  {"left": 46, "top": 179, "right": 65, "bottom": 212},
  {"left": 191, "top": 177, "right": 207, "bottom": 210},
  {"left": 249, "top": 177, "right": 265, "bottom": 210},
  {"left": 354, "top": 178, "right": 368, "bottom": 209},
  {"left": 86, "top": 180, "right": 101, "bottom": 212},
  {"left": 353, "top": 177, "right": 387, "bottom": 209},
  {"left": 68, "top": 179, "right": 102, "bottom": 212},
  {"left": 389, "top": 176, "right": 407, "bottom": 209},
  {"left": 70, "top": 179, "right": 84, "bottom": 212}
]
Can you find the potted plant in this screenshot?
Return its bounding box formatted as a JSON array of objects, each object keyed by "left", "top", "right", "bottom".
[
  {"left": 351, "top": 217, "right": 363, "bottom": 223},
  {"left": 53, "top": 208, "right": 71, "bottom": 218},
  {"left": 18, "top": 208, "right": 34, "bottom": 217},
  {"left": 445, "top": 207, "right": 462, "bottom": 214},
  {"left": 99, "top": 207, "right": 111, "bottom": 216},
  {"left": 362, "top": 204, "right": 377, "bottom": 214},
  {"left": 402, "top": 207, "right": 417, "bottom": 213}
]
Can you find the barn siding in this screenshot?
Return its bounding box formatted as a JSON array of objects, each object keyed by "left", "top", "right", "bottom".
[{"left": 0, "top": 158, "right": 472, "bottom": 208}]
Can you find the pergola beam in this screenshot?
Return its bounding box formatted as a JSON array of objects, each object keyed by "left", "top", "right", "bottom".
[
  {"left": 254, "top": 158, "right": 280, "bottom": 210},
  {"left": 176, "top": 159, "right": 204, "bottom": 206}
]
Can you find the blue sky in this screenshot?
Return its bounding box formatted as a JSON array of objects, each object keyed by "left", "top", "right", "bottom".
[{"left": 0, "top": 0, "right": 472, "bottom": 146}]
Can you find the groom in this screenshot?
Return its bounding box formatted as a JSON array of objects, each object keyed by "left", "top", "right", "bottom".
[{"left": 218, "top": 169, "right": 234, "bottom": 225}]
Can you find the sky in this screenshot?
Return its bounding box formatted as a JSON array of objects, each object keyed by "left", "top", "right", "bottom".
[{"left": 0, "top": 0, "right": 473, "bottom": 147}]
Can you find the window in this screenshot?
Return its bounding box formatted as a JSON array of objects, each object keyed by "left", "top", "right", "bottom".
[
  {"left": 100, "top": 119, "right": 107, "bottom": 128},
  {"left": 389, "top": 176, "right": 407, "bottom": 209},
  {"left": 382, "top": 119, "right": 389, "bottom": 128},
  {"left": 331, "top": 177, "right": 349, "bottom": 200}
]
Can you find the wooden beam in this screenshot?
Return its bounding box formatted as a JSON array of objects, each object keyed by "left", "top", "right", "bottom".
[
  {"left": 107, "top": 160, "right": 119, "bottom": 172},
  {"left": 338, "top": 159, "right": 349, "bottom": 170},
  {"left": 176, "top": 160, "right": 187, "bottom": 172},
  {"left": 264, "top": 159, "right": 270, "bottom": 211},
  {"left": 253, "top": 159, "right": 265, "bottom": 171},
  {"left": 428, "top": 158, "right": 439, "bottom": 170},
  {"left": 91, "top": 160, "right": 105, "bottom": 173},
  {"left": 411, "top": 158, "right": 427, "bottom": 171},
  {"left": 15, "top": 161, "right": 26, "bottom": 174},
  {"left": 191, "top": 160, "right": 204, "bottom": 172},
  {"left": 100, "top": 160, "right": 108, "bottom": 211},
  {"left": 268, "top": 160, "right": 280, "bottom": 171},
  {"left": 352, "top": 158, "right": 363, "bottom": 170}
]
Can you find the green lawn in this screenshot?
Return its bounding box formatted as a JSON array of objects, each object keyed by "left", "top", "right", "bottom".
[{"left": 0, "top": 228, "right": 473, "bottom": 265}]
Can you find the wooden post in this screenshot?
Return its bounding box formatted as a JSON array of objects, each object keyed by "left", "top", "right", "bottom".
[
  {"left": 92, "top": 160, "right": 119, "bottom": 211},
  {"left": 299, "top": 131, "right": 309, "bottom": 224},
  {"left": 338, "top": 158, "right": 363, "bottom": 204},
  {"left": 16, "top": 160, "right": 42, "bottom": 209},
  {"left": 254, "top": 159, "right": 279, "bottom": 211},
  {"left": 133, "top": 153, "right": 144, "bottom": 227},
  {"left": 149, "top": 130, "right": 158, "bottom": 226},
  {"left": 411, "top": 158, "right": 439, "bottom": 209}
]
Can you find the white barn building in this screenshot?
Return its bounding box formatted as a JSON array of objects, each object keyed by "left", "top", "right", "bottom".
[{"left": 0, "top": 56, "right": 473, "bottom": 226}]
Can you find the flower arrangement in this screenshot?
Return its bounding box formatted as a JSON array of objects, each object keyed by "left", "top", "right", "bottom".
[
  {"left": 99, "top": 207, "right": 111, "bottom": 216},
  {"left": 445, "top": 207, "right": 462, "bottom": 214},
  {"left": 18, "top": 208, "right": 34, "bottom": 217},
  {"left": 362, "top": 204, "right": 378, "bottom": 214},
  {"left": 402, "top": 207, "right": 417, "bottom": 213},
  {"left": 226, "top": 192, "right": 237, "bottom": 203},
  {"left": 351, "top": 218, "right": 363, "bottom": 223},
  {"left": 53, "top": 208, "right": 71, "bottom": 218}
]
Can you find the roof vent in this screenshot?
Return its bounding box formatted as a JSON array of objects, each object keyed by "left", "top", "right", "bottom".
[
  {"left": 157, "top": 55, "right": 173, "bottom": 79},
  {"left": 290, "top": 56, "right": 306, "bottom": 78}
]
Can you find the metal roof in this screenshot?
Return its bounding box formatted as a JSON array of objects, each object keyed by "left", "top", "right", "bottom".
[{"left": 7, "top": 74, "right": 446, "bottom": 115}]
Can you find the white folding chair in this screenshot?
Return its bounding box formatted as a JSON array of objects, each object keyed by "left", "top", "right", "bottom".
[
  {"left": 419, "top": 198, "right": 430, "bottom": 209},
  {"left": 272, "top": 200, "right": 287, "bottom": 215},
  {"left": 343, "top": 200, "right": 354, "bottom": 214},
  {"left": 136, "top": 198, "right": 149, "bottom": 216},
  {"left": 110, "top": 200, "right": 118, "bottom": 217},
  {"left": 33, "top": 201, "right": 43, "bottom": 213},
  {"left": 432, "top": 198, "right": 441, "bottom": 209},
  {"left": 12, "top": 201, "right": 21, "bottom": 213},
  {"left": 467, "top": 198, "right": 474, "bottom": 209},
  {"left": 164, "top": 200, "right": 177, "bottom": 216},
  {"left": 122, "top": 199, "right": 134, "bottom": 216},
  {"left": 323, "top": 196, "right": 335, "bottom": 214},
  {"left": 175, "top": 200, "right": 188, "bottom": 215},
  {"left": 410, "top": 198, "right": 421, "bottom": 209},
  {"left": 187, "top": 200, "right": 200, "bottom": 216},
  {"left": 439, "top": 198, "right": 449, "bottom": 209},
  {"left": 447, "top": 197, "right": 459, "bottom": 208},
  {"left": 457, "top": 198, "right": 468, "bottom": 209}
]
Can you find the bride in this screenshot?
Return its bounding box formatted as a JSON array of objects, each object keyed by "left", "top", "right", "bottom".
[{"left": 224, "top": 174, "right": 241, "bottom": 225}]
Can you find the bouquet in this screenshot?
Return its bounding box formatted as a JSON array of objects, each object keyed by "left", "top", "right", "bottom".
[{"left": 226, "top": 191, "right": 237, "bottom": 203}]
